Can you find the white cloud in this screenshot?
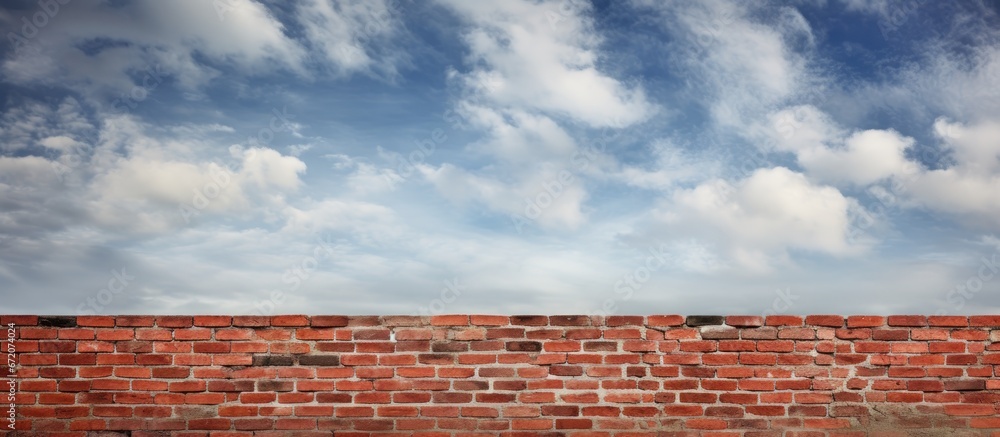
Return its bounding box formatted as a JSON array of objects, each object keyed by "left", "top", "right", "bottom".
[
  {"left": 2, "top": 0, "right": 307, "bottom": 97},
  {"left": 296, "top": 0, "right": 406, "bottom": 78},
  {"left": 280, "top": 198, "right": 399, "bottom": 242},
  {"left": 416, "top": 0, "right": 659, "bottom": 230},
  {"left": 325, "top": 152, "right": 400, "bottom": 195},
  {"left": 457, "top": 103, "right": 578, "bottom": 163},
  {"left": 633, "top": 0, "right": 815, "bottom": 129},
  {"left": 765, "top": 105, "right": 915, "bottom": 186},
  {"left": 902, "top": 119, "right": 1000, "bottom": 229},
  {"left": 615, "top": 140, "right": 716, "bottom": 191},
  {"left": 660, "top": 166, "right": 866, "bottom": 272},
  {"left": 0, "top": 97, "right": 94, "bottom": 152},
  {"left": 418, "top": 163, "right": 588, "bottom": 230},
  {"left": 439, "top": 0, "right": 656, "bottom": 127},
  {"left": 833, "top": 31, "right": 1000, "bottom": 127}
]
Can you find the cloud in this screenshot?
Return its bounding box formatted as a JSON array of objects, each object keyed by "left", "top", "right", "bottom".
[
  {"left": 414, "top": 0, "right": 660, "bottom": 231},
  {"left": 657, "top": 166, "right": 866, "bottom": 273},
  {"left": 0, "top": 97, "right": 95, "bottom": 152},
  {"left": 633, "top": 0, "right": 815, "bottom": 129},
  {"left": 1, "top": 0, "right": 307, "bottom": 98},
  {"left": 765, "top": 105, "right": 916, "bottom": 186},
  {"left": 457, "top": 103, "right": 578, "bottom": 163},
  {"left": 438, "top": 0, "right": 656, "bottom": 127},
  {"left": 615, "top": 139, "right": 718, "bottom": 191},
  {"left": 418, "top": 163, "right": 588, "bottom": 231},
  {"left": 0, "top": 99, "right": 307, "bottom": 235},
  {"left": 902, "top": 118, "right": 1000, "bottom": 230},
  {"left": 296, "top": 0, "right": 407, "bottom": 78},
  {"left": 1, "top": 0, "right": 411, "bottom": 102}
]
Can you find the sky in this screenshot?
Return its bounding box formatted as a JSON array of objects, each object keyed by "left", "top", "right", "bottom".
[{"left": 1, "top": 0, "right": 999, "bottom": 316}]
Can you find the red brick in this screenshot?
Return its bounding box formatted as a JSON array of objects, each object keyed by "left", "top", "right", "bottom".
[
  {"left": 192, "top": 316, "right": 231, "bottom": 327},
  {"left": 270, "top": 315, "right": 309, "bottom": 327},
  {"left": 509, "top": 315, "right": 549, "bottom": 326},
  {"left": 969, "top": 315, "right": 1000, "bottom": 327},
  {"left": 648, "top": 315, "right": 685, "bottom": 326},
  {"left": 470, "top": 315, "right": 509, "bottom": 326},
  {"left": 431, "top": 315, "right": 469, "bottom": 326},
  {"left": 847, "top": 316, "right": 884, "bottom": 328},
  {"left": 116, "top": 316, "right": 154, "bottom": 327},
  {"left": 765, "top": 315, "right": 803, "bottom": 326},
  {"left": 887, "top": 315, "right": 927, "bottom": 327},
  {"left": 9, "top": 313, "right": 1000, "bottom": 435},
  {"left": 805, "top": 315, "right": 844, "bottom": 327},
  {"left": 76, "top": 316, "right": 115, "bottom": 327},
  {"left": 927, "top": 316, "right": 968, "bottom": 327}
]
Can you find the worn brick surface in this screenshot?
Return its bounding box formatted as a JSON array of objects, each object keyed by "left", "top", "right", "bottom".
[{"left": 2, "top": 314, "right": 1000, "bottom": 435}]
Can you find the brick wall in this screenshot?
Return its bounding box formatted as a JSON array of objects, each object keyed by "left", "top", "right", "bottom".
[{"left": 3, "top": 314, "right": 1000, "bottom": 436}]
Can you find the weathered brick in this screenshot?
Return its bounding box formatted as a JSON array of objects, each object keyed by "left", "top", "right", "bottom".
[
  {"left": 38, "top": 316, "right": 77, "bottom": 328},
  {"left": 509, "top": 315, "right": 548, "bottom": 326},
  {"left": 506, "top": 341, "right": 542, "bottom": 352},
  {"left": 686, "top": 315, "right": 724, "bottom": 326},
  {"left": 297, "top": 355, "right": 341, "bottom": 366},
  {"left": 252, "top": 355, "right": 294, "bottom": 366}
]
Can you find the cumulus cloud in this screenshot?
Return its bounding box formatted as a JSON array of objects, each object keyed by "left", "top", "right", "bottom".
[
  {"left": 765, "top": 105, "right": 916, "bottom": 186},
  {"left": 902, "top": 119, "right": 1000, "bottom": 230},
  {"left": 657, "top": 167, "right": 866, "bottom": 273}
]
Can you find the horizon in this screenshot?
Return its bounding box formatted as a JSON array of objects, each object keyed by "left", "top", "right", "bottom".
[{"left": 1, "top": 0, "right": 999, "bottom": 315}]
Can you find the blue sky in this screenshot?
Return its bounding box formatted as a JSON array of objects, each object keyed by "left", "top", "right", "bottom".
[{"left": 1, "top": 0, "right": 999, "bottom": 315}]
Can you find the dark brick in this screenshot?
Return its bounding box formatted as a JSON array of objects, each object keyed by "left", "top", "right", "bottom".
[
  {"left": 506, "top": 341, "right": 543, "bottom": 352},
  {"left": 687, "top": 315, "right": 725, "bottom": 326},
  {"left": 509, "top": 315, "right": 548, "bottom": 326},
  {"left": 418, "top": 354, "right": 454, "bottom": 365},
  {"left": 251, "top": 355, "right": 294, "bottom": 366},
  {"left": 297, "top": 355, "right": 341, "bottom": 366},
  {"left": 583, "top": 341, "right": 618, "bottom": 352},
  {"left": 432, "top": 342, "right": 469, "bottom": 352},
  {"left": 256, "top": 380, "right": 295, "bottom": 392},
  {"left": 39, "top": 316, "right": 77, "bottom": 327},
  {"left": 944, "top": 379, "right": 986, "bottom": 391}
]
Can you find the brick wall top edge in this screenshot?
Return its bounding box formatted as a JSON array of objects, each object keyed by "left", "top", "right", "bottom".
[{"left": 4, "top": 314, "right": 1000, "bottom": 328}]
